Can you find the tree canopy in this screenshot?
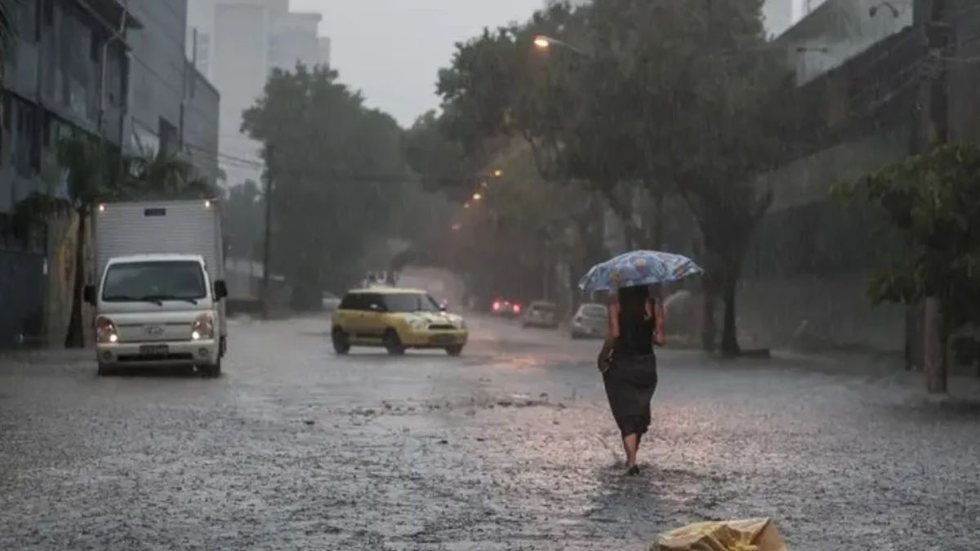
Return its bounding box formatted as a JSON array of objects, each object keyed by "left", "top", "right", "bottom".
[
  {"left": 242, "top": 65, "right": 410, "bottom": 305},
  {"left": 834, "top": 143, "right": 980, "bottom": 335},
  {"left": 427, "top": 0, "right": 797, "bottom": 354}
]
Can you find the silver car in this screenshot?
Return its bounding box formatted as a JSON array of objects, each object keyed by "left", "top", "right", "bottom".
[
  {"left": 522, "top": 301, "right": 559, "bottom": 328},
  {"left": 570, "top": 303, "right": 608, "bottom": 339}
]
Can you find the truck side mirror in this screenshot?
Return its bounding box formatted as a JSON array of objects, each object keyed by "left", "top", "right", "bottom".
[
  {"left": 84, "top": 285, "right": 96, "bottom": 305},
  {"left": 214, "top": 280, "right": 228, "bottom": 300}
]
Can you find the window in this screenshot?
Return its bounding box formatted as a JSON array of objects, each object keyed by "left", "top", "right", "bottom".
[
  {"left": 42, "top": 0, "right": 53, "bottom": 25},
  {"left": 90, "top": 29, "right": 101, "bottom": 62},
  {"left": 339, "top": 293, "right": 366, "bottom": 311},
  {"left": 382, "top": 293, "right": 441, "bottom": 313},
  {"left": 582, "top": 305, "right": 608, "bottom": 318},
  {"left": 12, "top": 100, "right": 39, "bottom": 177},
  {"left": 102, "top": 262, "right": 208, "bottom": 302},
  {"left": 158, "top": 117, "right": 178, "bottom": 156},
  {"left": 16, "top": 0, "right": 38, "bottom": 43}
]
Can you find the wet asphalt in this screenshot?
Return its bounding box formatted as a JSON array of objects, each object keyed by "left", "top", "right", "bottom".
[{"left": 1, "top": 315, "right": 979, "bottom": 550}]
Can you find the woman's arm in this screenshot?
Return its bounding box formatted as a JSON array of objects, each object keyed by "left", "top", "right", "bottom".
[
  {"left": 607, "top": 300, "right": 620, "bottom": 343},
  {"left": 653, "top": 300, "right": 666, "bottom": 346}
]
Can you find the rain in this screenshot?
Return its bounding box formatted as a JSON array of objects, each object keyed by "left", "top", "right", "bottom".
[{"left": 1, "top": 1, "right": 979, "bottom": 550}]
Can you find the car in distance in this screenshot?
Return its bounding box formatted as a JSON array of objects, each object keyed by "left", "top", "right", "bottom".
[
  {"left": 570, "top": 303, "right": 608, "bottom": 339},
  {"left": 491, "top": 298, "right": 522, "bottom": 318},
  {"left": 332, "top": 288, "right": 468, "bottom": 356},
  {"left": 522, "top": 301, "right": 559, "bottom": 328}
]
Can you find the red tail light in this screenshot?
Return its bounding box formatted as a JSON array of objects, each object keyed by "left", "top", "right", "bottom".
[
  {"left": 513, "top": 304, "right": 521, "bottom": 314},
  {"left": 492, "top": 301, "right": 502, "bottom": 312}
]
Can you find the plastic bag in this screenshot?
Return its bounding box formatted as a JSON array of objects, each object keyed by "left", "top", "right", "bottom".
[{"left": 653, "top": 518, "right": 788, "bottom": 551}]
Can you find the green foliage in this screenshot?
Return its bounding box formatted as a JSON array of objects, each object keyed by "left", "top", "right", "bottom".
[
  {"left": 224, "top": 180, "right": 264, "bottom": 260},
  {"left": 835, "top": 143, "right": 980, "bottom": 332},
  {"left": 402, "top": 111, "right": 473, "bottom": 195},
  {"left": 125, "top": 151, "right": 213, "bottom": 199},
  {"left": 242, "top": 65, "right": 409, "bottom": 302},
  {"left": 433, "top": 0, "right": 795, "bottom": 353}
]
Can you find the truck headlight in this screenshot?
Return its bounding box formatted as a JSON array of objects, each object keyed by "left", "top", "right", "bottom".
[
  {"left": 96, "top": 317, "right": 118, "bottom": 344},
  {"left": 192, "top": 313, "right": 215, "bottom": 340}
]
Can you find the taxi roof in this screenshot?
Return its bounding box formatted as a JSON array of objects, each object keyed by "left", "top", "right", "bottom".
[{"left": 346, "top": 287, "right": 429, "bottom": 295}]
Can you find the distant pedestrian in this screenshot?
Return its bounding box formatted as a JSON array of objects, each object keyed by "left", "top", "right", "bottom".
[{"left": 599, "top": 283, "right": 665, "bottom": 475}]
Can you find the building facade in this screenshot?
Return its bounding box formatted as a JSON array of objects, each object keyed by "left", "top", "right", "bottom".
[
  {"left": 186, "top": 0, "right": 331, "bottom": 188},
  {"left": 0, "top": 0, "right": 220, "bottom": 347},
  {"left": 739, "top": 0, "right": 980, "bottom": 361}
]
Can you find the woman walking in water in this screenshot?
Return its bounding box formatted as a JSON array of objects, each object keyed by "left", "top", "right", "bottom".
[{"left": 600, "top": 284, "right": 665, "bottom": 475}]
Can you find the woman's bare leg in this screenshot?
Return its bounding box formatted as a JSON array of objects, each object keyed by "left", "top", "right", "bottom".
[{"left": 623, "top": 434, "right": 640, "bottom": 468}]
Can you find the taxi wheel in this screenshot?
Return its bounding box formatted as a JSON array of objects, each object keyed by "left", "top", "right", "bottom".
[
  {"left": 384, "top": 330, "right": 405, "bottom": 355},
  {"left": 446, "top": 346, "right": 463, "bottom": 357},
  {"left": 332, "top": 330, "right": 351, "bottom": 355}
]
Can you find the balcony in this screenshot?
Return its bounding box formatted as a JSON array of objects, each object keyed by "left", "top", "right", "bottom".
[{"left": 75, "top": 0, "right": 144, "bottom": 31}]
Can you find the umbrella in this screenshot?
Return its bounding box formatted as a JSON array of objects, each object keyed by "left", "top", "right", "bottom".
[{"left": 578, "top": 250, "right": 703, "bottom": 292}]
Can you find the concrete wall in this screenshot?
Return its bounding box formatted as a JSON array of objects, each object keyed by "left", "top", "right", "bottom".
[
  {"left": 126, "top": 0, "right": 189, "bottom": 155},
  {"left": 0, "top": 250, "right": 45, "bottom": 345},
  {"left": 184, "top": 66, "right": 221, "bottom": 183},
  {"left": 776, "top": 0, "right": 912, "bottom": 85}
]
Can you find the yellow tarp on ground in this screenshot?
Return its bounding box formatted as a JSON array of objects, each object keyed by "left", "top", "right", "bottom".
[{"left": 654, "top": 518, "right": 788, "bottom": 551}]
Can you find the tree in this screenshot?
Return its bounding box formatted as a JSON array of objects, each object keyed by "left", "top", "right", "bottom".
[
  {"left": 125, "top": 150, "right": 213, "bottom": 199},
  {"left": 224, "top": 180, "right": 264, "bottom": 260},
  {"left": 435, "top": 0, "right": 795, "bottom": 356},
  {"left": 242, "top": 65, "right": 409, "bottom": 305},
  {"left": 834, "top": 143, "right": 980, "bottom": 392}
]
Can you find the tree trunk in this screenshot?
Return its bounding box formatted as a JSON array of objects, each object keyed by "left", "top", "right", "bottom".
[
  {"left": 64, "top": 208, "right": 87, "bottom": 349},
  {"left": 700, "top": 277, "right": 717, "bottom": 353},
  {"left": 905, "top": 303, "right": 924, "bottom": 371},
  {"left": 924, "top": 297, "right": 946, "bottom": 393},
  {"left": 720, "top": 274, "right": 741, "bottom": 358}
]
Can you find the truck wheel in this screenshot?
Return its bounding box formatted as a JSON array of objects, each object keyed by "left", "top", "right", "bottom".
[
  {"left": 446, "top": 345, "right": 463, "bottom": 357},
  {"left": 384, "top": 330, "right": 405, "bottom": 355},
  {"left": 202, "top": 359, "right": 222, "bottom": 378},
  {"left": 332, "top": 329, "right": 351, "bottom": 355}
]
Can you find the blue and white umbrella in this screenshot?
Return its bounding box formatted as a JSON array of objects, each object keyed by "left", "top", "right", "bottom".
[{"left": 578, "top": 250, "right": 703, "bottom": 292}]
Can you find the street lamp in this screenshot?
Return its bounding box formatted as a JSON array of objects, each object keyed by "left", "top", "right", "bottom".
[
  {"left": 492, "top": 169, "right": 504, "bottom": 178},
  {"left": 472, "top": 192, "right": 483, "bottom": 201},
  {"left": 532, "top": 35, "right": 588, "bottom": 56}
]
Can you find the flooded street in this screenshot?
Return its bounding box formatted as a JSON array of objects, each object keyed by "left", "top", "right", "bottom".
[{"left": 2, "top": 315, "right": 979, "bottom": 550}]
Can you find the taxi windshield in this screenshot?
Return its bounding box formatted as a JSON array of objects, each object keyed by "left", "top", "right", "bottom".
[{"left": 382, "top": 293, "right": 441, "bottom": 313}]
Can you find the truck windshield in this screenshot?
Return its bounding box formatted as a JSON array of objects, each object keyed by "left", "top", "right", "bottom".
[
  {"left": 382, "top": 293, "right": 441, "bottom": 313},
  {"left": 102, "top": 261, "right": 207, "bottom": 303}
]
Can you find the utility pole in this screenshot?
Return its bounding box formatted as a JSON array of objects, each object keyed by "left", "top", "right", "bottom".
[
  {"left": 923, "top": 0, "right": 950, "bottom": 393},
  {"left": 261, "top": 147, "right": 275, "bottom": 319}
]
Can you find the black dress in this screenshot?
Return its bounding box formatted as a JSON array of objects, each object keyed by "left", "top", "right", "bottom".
[{"left": 602, "top": 302, "right": 659, "bottom": 438}]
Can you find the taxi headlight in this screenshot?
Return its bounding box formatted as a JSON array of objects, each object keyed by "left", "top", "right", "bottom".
[{"left": 408, "top": 318, "right": 427, "bottom": 330}]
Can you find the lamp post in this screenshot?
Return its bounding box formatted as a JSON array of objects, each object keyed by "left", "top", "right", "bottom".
[{"left": 532, "top": 35, "right": 589, "bottom": 57}]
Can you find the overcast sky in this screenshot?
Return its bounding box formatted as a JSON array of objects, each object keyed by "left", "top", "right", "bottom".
[{"left": 290, "top": 0, "right": 544, "bottom": 128}]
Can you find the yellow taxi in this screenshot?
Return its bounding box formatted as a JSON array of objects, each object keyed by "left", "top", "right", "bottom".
[{"left": 331, "top": 288, "right": 468, "bottom": 356}]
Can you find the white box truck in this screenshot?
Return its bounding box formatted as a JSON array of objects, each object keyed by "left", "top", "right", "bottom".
[{"left": 85, "top": 200, "right": 228, "bottom": 376}]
